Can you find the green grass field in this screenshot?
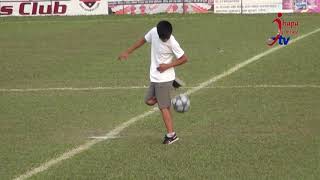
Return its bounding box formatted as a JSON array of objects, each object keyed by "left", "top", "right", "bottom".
[{"left": 0, "top": 14, "right": 320, "bottom": 179}]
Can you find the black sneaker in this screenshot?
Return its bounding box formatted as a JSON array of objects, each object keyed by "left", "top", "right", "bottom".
[
  {"left": 163, "top": 133, "right": 179, "bottom": 144},
  {"left": 172, "top": 78, "right": 185, "bottom": 89}
]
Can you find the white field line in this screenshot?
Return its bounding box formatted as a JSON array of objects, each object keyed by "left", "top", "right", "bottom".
[
  {"left": 89, "top": 136, "right": 119, "bottom": 140},
  {"left": 13, "top": 27, "right": 320, "bottom": 180},
  {"left": 188, "top": 84, "right": 320, "bottom": 89},
  {"left": 1, "top": 84, "right": 320, "bottom": 93},
  {"left": 183, "top": 28, "right": 320, "bottom": 96},
  {"left": 0, "top": 86, "right": 148, "bottom": 92},
  {"left": 14, "top": 107, "right": 159, "bottom": 180}
]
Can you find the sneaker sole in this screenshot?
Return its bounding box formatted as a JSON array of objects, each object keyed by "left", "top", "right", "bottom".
[{"left": 168, "top": 137, "right": 179, "bottom": 145}]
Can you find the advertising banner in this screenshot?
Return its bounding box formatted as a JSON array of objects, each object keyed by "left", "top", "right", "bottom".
[
  {"left": 1, "top": 0, "right": 320, "bottom": 16},
  {"left": 213, "top": 0, "right": 241, "bottom": 14},
  {"left": 283, "top": 0, "right": 293, "bottom": 9},
  {"left": 108, "top": 0, "right": 213, "bottom": 14},
  {"left": 242, "top": 0, "right": 284, "bottom": 14},
  {"left": 0, "top": 0, "right": 108, "bottom": 16},
  {"left": 294, "top": 0, "right": 320, "bottom": 12},
  {"left": 214, "top": 0, "right": 289, "bottom": 14}
]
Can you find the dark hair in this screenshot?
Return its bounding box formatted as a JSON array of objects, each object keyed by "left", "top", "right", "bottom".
[{"left": 157, "top": 20, "right": 172, "bottom": 40}]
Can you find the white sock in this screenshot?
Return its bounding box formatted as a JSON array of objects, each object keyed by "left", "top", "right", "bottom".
[{"left": 167, "top": 132, "right": 175, "bottom": 138}]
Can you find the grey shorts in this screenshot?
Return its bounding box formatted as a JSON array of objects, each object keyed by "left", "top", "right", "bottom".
[{"left": 144, "top": 81, "right": 173, "bottom": 109}]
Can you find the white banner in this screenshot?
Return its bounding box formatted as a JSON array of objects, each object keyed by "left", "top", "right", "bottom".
[
  {"left": 214, "top": 0, "right": 293, "bottom": 14},
  {"left": 213, "top": 0, "right": 241, "bottom": 14},
  {"left": 68, "top": 0, "right": 108, "bottom": 15},
  {"left": 242, "top": 0, "right": 284, "bottom": 14},
  {"left": 0, "top": 0, "right": 108, "bottom": 16}
]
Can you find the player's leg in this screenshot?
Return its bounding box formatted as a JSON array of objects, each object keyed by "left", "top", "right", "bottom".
[
  {"left": 159, "top": 107, "right": 174, "bottom": 133},
  {"left": 159, "top": 107, "right": 179, "bottom": 144},
  {"left": 144, "top": 82, "right": 157, "bottom": 106},
  {"left": 155, "top": 81, "right": 179, "bottom": 144}
]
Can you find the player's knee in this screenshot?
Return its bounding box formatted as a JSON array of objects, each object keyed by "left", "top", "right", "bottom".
[
  {"left": 145, "top": 100, "right": 155, "bottom": 106},
  {"left": 145, "top": 98, "right": 157, "bottom": 106}
]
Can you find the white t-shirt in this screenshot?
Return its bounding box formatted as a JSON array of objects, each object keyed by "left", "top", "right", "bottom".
[{"left": 144, "top": 27, "right": 184, "bottom": 83}]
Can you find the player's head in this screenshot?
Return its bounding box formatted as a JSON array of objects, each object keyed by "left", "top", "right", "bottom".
[{"left": 157, "top": 20, "right": 172, "bottom": 42}]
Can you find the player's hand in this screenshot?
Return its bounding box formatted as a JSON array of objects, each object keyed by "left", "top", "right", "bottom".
[
  {"left": 157, "top": 64, "right": 171, "bottom": 73},
  {"left": 118, "top": 51, "right": 129, "bottom": 61}
]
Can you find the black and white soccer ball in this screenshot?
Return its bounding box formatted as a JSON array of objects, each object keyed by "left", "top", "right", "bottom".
[{"left": 172, "top": 94, "right": 190, "bottom": 113}]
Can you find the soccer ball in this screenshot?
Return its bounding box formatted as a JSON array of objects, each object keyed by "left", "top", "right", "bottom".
[{"left": 172, "top": 94, "right": 190, "bottom": 113}]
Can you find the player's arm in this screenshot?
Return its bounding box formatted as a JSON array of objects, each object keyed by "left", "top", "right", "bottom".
[
  {"left": 157, "top": 54, "right": 188, "bottom": 73},
  {"left": 118, "top": 38, "right": 146, "bottom": 60}
]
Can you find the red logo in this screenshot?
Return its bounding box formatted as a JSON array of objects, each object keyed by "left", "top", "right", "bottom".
[
  {"left": 267, "top": 13, "right": 283, "bottom": 46},
  {"left": 79, "top": 0, "right": 101, "bottom": 11},
  {"left": 267, "top": 13, "right": 299, "bottom": 46}
]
